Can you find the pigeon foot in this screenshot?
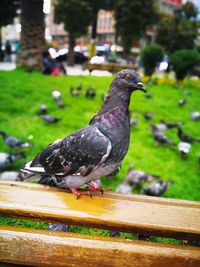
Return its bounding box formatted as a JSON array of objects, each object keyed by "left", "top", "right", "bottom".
[
  {"left": 87, "top": 181, "right": 111, "bottom": 195},
  {"left": 70, "top": 187, "right": 92, "bottom": 199}
]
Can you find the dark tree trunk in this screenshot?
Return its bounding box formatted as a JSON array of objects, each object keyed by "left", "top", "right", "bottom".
[
  {"left": 91, "top": 12, "right": 98, "bottom": 40},
  {"left": 17, "top": 0, "right": 45, "bottom": 69},
  {"left": 68, "top": 34, "right": 75, "bottom": 66}
]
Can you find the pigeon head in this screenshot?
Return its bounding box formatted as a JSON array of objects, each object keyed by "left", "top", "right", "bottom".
[{"left": 113, "top": 70, "right": 146, "bottom": 93}]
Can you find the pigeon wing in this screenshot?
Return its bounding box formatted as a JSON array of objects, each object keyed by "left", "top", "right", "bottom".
[{"left": 26, "top": 126, "right": 112, "bottom": 176}]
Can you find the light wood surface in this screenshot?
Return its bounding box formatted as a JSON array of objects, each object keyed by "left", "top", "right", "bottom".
[
  {"left": 0, "top": 226, "right": 200, "bottom": 267},
  {"left": 0, "top": 181, "right": 200, "bottom": 241}
]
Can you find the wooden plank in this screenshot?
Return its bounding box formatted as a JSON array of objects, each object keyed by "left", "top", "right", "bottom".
[
  {"left": 0, "top": 226, "right": 200, "bottom": 267},
  {"left": 0, "top": 181, "right": 200, "bottom": 241}
]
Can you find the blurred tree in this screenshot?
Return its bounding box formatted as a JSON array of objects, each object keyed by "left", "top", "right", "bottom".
[
  {"left": 114, "top": 0, "right": 158, "bottom": 58},
  {"left": 54, "top": 0, "right": 93, "bottom": 66},
  {"left": 170, "top": 49, "right": 200, "bottom": 80},
  {"left": 141, "top": 44, "right": 164, "bottom": 76},
  {"left": 0, "top": 0, "right": 20, "bottom": 49},
  {"left": 17, "top": 0, "right": 45, "bottom": 69},
  {"left": 156, "top": 2, "right": 199, "bottom": 53},
  {"left": 87, "top": 0, "right": 114, "bottom": 40}
]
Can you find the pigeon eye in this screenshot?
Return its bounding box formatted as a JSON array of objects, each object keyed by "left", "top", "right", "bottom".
[{"left": 125, "top": 74, "right": 131, "bottom": 81}]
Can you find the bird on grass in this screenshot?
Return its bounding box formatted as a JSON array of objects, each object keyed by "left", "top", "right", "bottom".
[
  {"left": 151, "top": 125, "right": 174, "bottom": 145},
  {"left": 0, "top": 131, "right": 31, "bottom": 150},
  {"left": 22, "top": 70, "right": 146, "bottom": 198},
  {"left": 76, "top": 84, "right": 82, "bottom": 91},
  {"left": 130, "top": 116, "right": 138, "bottom": 128},
  {"left": 177, "top": 126, "right": 200, "bottom": 143},
  {"left": 178, "top": 142, "right": 191, "bottom": 159},
  {"left": 124, "top": 166, "right": 148, "bottom": 187},
  {"left": 70, "top": 86, "right": 80, "bottom": 97},
  {"left": 191, "top": 111, "right": 200, "bottom": 121},
  {"left": 143, "top": 112, "right": 154, "bottom": 120},
  {"left": 159, "top": 120, "right": 179, "bottom": 129},
  {"left": 39, "top": 114, "right": 61, "bottom": 124},
  {"left": 0, "top": 152, "right": 26, "bottom": 169},
  {"left": 52, "top": 90, "right": 65, "bottom": 108},
  {"left": 85, "top": 86, "right": 96, "bottom": 99},
  {"left": 179, "top": 99, "right": 186, "bottom": 107},
  {"left": 38, "top": 104, "right": 48, "bottom": 115},
  {"left": 141, "top": 179, "right": 173, "bottom": 197}
]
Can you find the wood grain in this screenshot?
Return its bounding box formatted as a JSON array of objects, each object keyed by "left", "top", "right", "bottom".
[
  {"left": 0, "top": 181, "right": 200, "bottom": 241},
  {"left": 0, "top": 226, "right": 200, "bottom": 267}
]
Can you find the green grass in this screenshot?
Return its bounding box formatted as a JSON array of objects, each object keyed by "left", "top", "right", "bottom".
[{"left": 0, "top": 68, "right": 200, "bottom": 241}]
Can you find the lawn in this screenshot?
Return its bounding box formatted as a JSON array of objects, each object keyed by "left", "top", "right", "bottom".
[{"left": 0, "top": 68, "right": 200, "bottom": 237}]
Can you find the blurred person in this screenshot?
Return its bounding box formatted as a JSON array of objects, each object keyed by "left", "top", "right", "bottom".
[
  {"left": 42, "top": 52, "right": 66, "bottom": 75},
  {"left": 5, "top": 41, "right": 12, "bottom": 62}
]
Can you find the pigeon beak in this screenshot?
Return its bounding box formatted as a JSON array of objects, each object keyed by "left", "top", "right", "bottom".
[{"left": 136, "top": 82, "right": 147, "bottom": 93}]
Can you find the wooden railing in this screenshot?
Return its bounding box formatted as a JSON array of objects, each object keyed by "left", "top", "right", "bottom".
[
  {"left": 87, "top": 62, "right": 138, "bottom": 73},
  {"left": 0, "top": 181, "right": 199, "bottom": 266}
]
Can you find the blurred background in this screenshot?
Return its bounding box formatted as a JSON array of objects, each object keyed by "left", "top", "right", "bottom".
[{"left": 0, "top": 0, "right": 200, "bottom": 207}]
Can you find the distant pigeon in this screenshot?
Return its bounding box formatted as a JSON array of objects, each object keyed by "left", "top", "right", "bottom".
[
  {"left": 52, "top": 90, "right": 66, "bottom": 108},
  {"left": 76, "top": 84, "right": 82, "bottom": 91},
  {"left": 22, "top": 69, "right": 146, "bottom": 198},
  {"left": 0, "top": 171, "right": 20, "bottom": 181},
  {"left": 0, "top": 131, "right": 31, "bottom": 150},
  {"left": 145, "top": 93, "right": 153, "bottom": 99},
  {"left": 52, "top": 90, "right": 62, "bottom": 100},
  {"left": 124, "top": 166, "right": 148, "bottom": 187},
  {"left": 141, "top": 179, "right": 173, "bottom": 197},
  {"left": 151, "top": 125, "right": 174, "bottom": 145},
  {"left": 38, "top": 104, "right": 48, "bottom": 115},
  {"left": 143, "top": 112, "right": 153, "bottom": 120},
  {"left": 177, "top": 126, "right": 200, "bottom": 143},
  {"left": 130, "top": 117, "right": 138, "bottom": 128},
  {"left": 0, "top": 152, "right": 25, "bottom": 169},
  {"left": 39, "top": 115, "right": 61, "bottom": 124},
  {"left": 178, "top": 142, "right": 191, "bottom": 159},
  {"left": 191, "top": 111, "right": 200, "bottom": 121},
  {"left": 85, "top": 87, "right": 96, "bottom": 98},
  {"left": 179, "top": 99, "right": 186, "bottom": 106},
  {"left": 70, "top": 86, "right": 79, "bottom": 97},
  {"left": 48, "top": 223, "right": 70, "bottom": 232},
  {"left": 183, "top": 90, "right": 191, "bottom": 96},
  {"left": 159, "top": 120, "right": 179, "bottom": 129},
  {"left": 115, "top": 182, "right": 132, "bottom": 194}
]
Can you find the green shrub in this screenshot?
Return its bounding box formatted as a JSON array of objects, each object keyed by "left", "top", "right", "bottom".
[
  {"left": 141, "top": 44, "right": 164, "bottom": 76},
  {"left": 169, "top": 49, "right": 200, "bottom": 80}
]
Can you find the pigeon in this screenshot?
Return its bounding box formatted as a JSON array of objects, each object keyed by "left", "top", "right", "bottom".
[
  {"left": 22, "top": 69, "right": 146, "bottom": 198},
  {"left": 130, "top": 117, "right": 138, "bottom": 128},
  {"left": 52, "top": 90, "right": 66, "bottom": 108},
  {"left": 52, "top": 90, "right": 62, "bottom": 100},
  {"left": 76, "top": 84, "right": 82, "bottom": 91},
  {"left": 39, "top": 114, "right": 61, "bottom": 124},
  {"left": 177, "top": 126, "right": 200, "bottom": 143},
  {"left": 159, "top": 120, "right": 179, "bottom": 129},
  {"left": 141, "top": 179, "right": 173, "bottom": 197},
  {"left": 70, "top": 86, "right": 79, "bottom": 97},
  {"left": 191, "top": 111, "right": 200, "bottom": 121},
  {"left": 38, "top": 104, "right": 48, "bottom": 115},
  {"left": 143, "top": 112, "right": 153, "bottom": 120},
  {"left": 85, "top": 87, "right": 96, "bottom": 98},
  {"left": 0, "top": 152, "right": 26, "bottom": 169},
  {"left": 145, "top": 93, "right": 153, "bottom": 99},
  {"left": 48, "top": 223, "right": 70, "bottom": 232},
  {"left": 179, "top": 99, "right": 186, "bottom": 106},
  {"left": 0, "top": 171, "right": 20, "bottom": 181},
  {"left": 151, "top": 125, "right": 174, "bottom": 145},
  {"left": 115, "top": 182, "right": 132, "bottom": 194},
  {"left": 0, "top": 131, "right": 31, "bottom": 150},
  {"left": 124, "top": 166, "right": 148, "bottom": 187},
  {"left": 178, "top": 142, "right": 191, "bottom": 159}
]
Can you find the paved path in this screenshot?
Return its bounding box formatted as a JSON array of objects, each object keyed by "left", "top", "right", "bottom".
[{"left": 0, "top": 62, "right": 112, "bottom": 77}]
